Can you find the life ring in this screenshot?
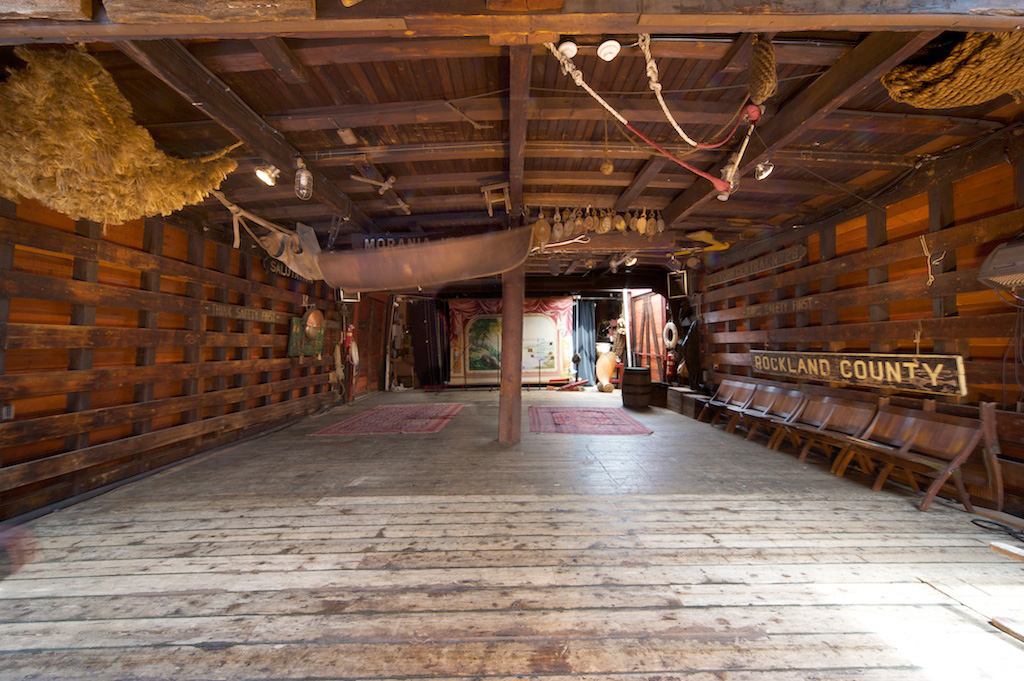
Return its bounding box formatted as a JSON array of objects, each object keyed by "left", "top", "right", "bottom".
[
  {"left": 663, "top": 321, "right": 679, "bottom": 348},
  {"left": 348, "top": 339, "right": 360, "bottom": 366}
]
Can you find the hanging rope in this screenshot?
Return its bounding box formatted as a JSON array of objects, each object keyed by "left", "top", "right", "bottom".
[
  {"left": 883, "top": 32, "right": 1024, "bottom": 109},
  {"left": 748, "top": 34, "right": 778, "bottom": 106},
  {"left": 637, "top": 33, "right": 749, "bottom": 149},
  {"left": 639, "top": 33, "right": 700, "bottom": 147},
  {"left": 543, "top": 42, "right": 731, "bottom": 192}
]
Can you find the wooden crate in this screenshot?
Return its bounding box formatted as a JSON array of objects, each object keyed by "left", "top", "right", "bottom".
[
  {"left": 667, "top": 387, "right": 702, "bottom": 419},
  {"left": 649, "top": 382, "right": 668, "bottom": 408}
]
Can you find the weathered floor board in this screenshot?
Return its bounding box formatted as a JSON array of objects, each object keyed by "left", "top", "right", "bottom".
[{"left": 1, "top": 389, "right": 1023, "bottom": 680}]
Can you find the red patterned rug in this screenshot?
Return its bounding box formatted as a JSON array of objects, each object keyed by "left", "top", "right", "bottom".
[
  {"left": 312, "top": 403, "right": 465, "bottom": 435},
  {"left": 528, "top": 406, "right": 652, "bottom": 435}
]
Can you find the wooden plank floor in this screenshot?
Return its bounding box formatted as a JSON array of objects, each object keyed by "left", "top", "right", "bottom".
[{"left": 2, "top": 389, "right": 1024, "bottom": 680}]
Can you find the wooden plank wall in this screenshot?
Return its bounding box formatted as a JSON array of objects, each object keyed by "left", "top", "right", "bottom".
[
  {"left": 699, "top": 161, "right": 1024, "bottom": 512},
  {"left": 0, "top": 199, "right": 352, "bottom": 520}
]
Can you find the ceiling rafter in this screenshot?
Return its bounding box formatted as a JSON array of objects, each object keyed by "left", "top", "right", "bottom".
[
  {"left": 116, "top": 38, "right": 377, "bottom": 232},
  {"left": 662, "top": 31, "right": 941, "bottom": 225},
  {"left": 615, "top": 157, "right": 669, "bottom": 212},
  {"left": 181, "top": 36, "right": 854, "bottom": 74},
  {"left": 232, "top": 142, "right": 920, "bottom": 170},
  {"left": 146, "top": 97, "right": 1000, "bottom": 139},
  {"left": 250, "top": 37, "right": 308, "bottom": 84},
  {"left": 2, "top": 4, "right": 1023, "bottom": 44},
  {"left": 508, "top": 44, "right": 532, "bottom": 219},
  {"left": 208, "top": 170, "right": 828, "bottom": 204}
]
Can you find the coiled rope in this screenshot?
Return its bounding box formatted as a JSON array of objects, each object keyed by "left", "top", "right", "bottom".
[
  {"left": 748, "top": 34, "right": 778, "bottom": 106},
  {"left": 883, "top": 32, "right": 1024, "bottom": 109}
]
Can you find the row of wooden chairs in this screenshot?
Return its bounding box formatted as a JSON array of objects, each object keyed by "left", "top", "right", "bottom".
[{"left": 697, "top": 379, "right": 984, "bottom": 511}]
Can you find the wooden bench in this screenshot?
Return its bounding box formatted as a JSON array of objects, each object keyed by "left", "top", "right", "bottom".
[
  {"left": 776, "top": 396, "right": 878, "bottom": 467},
  {"left": 723, "top": 384, "right": 779, "bottom": 433},
  {"left": 741, "top": 388, "right": 806, "bottom": 443},
  {"left": 698, "top": 379, "right": 754, "bottom": 424},
  {"left": 766, "top": 393, "right": 835, "bottom": 452},
  {"left": 836, "top": 406, "right": 983, "bottom": 511}
]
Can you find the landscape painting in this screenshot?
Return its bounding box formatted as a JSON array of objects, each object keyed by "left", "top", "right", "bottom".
[{"left": 467, "top": 316, "right": 502, "bottom": 371}]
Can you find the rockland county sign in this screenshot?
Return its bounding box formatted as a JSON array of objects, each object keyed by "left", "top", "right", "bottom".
[{"left": 750, "top": 350, "right": 967, "bottom": 396}]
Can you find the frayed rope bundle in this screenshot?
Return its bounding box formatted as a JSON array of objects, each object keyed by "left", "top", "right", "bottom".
[
  {"left": 0, "top": 47, "right": 238, "bottom": 224},
  {"left": 883, "top": 32, "right": 1024, "bottom": 109}
]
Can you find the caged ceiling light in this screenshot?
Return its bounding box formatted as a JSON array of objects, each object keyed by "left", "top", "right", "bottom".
[
  {"left": 754, "top": 159, "right": 774, "bottom": 180},
  {"left": 294, "top": 158, "right": 313, "bottom": 200},
  {"left": 255, "top": 164, "right": 280, "bottom": 187}
]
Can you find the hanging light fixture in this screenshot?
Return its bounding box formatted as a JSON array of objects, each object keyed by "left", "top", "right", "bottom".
[
  {"left": 754, "top": 159, "right": 774, "bottom": 181},
  {"left": 255, "top": 164, "right": 280, "bottom": 187},
  {"left": 624, "top": 255, "right": 638, "bottom": 267},
  {"left": 294, "top": 158, "right": 313, "bottom": 200},
  {"left": 557, "top": 39, "right": 578, "bottom": 59},
  {"left": 597, "top": 39, "right": 621, "bottom": 62}
]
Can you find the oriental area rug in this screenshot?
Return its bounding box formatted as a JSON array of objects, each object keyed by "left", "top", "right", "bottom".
[
  {"left": 528, "top": 406, "right": 653, "bottom": 435},
  {"left": 312, "top": 403, "right": 465, "bottom": 435}
]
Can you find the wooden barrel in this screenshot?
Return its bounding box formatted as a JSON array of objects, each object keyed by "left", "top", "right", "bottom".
[{"left": 621, "top": 367, "right": 652, "bottom": 409}]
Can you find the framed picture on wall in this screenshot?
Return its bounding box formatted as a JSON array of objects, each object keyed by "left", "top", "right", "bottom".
[{"left": 667, "top": 271, "right": 689, "bottom": 299}]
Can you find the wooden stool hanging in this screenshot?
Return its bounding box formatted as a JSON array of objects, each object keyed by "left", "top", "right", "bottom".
[{"left": 481, "top": 181, "right": 511, "bottom": 217}]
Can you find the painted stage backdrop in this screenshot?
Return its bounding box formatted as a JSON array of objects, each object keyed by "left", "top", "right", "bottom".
[{"left": 449, "top": 298, "right": 573, "bottom": 385}]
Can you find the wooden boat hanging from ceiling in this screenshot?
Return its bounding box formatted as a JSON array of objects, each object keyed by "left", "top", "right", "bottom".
[{"left": 317, "top": 226, "right": 533, "bottom": 292}]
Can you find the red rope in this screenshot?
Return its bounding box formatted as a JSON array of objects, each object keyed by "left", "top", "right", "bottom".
[
  {"left": 625, "top": 123, "right": 731, "bottom": 192},
  {"left": 689, "top": 108, "right": 746, "bottom": 149}
]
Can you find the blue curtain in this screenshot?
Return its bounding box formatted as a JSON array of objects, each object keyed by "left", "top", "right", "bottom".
[{"left": 573, "top": 301, "right": 597, "bottom": 385}]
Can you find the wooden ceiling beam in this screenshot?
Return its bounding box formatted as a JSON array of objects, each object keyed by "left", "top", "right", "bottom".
[
  {"left": 250, "top": 37, "right": 309, "bottom": 84},
  {"left": 229, "top": 142, "right": 918, "bottom": 172},
  {"left": 3, "top": 6, "right": 1023, "bottom": 43},
  {"left": 211, "top": 170, "right": 824, "bottom": 205},
  {"left": 165, "top": 97, "right": 997, "bottom": 138},
  {"left": 508, "top": 44, "right": 531, "bottom": 218},
  {"left": 716, "top": 33, "right": 757, "bottom": 73},
  {"left": 186, "top": 37, "right": 852, "bottom": 74},
  {"left": 615, "top": 157, "right": 668, "bottom": 212},
  {"left": 662, "top": 31, "right": 940, "bottom": 225},
  {"left": 219, "top": 192, "right": 776, "bottom": 222},
  {"left": 117, "top": 39, "right": 376, "bottom": 231}
]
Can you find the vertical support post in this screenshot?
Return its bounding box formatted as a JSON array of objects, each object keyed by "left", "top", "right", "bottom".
[
  {"left": 236, "top": 252, "right": 253, "bottom": 411},
  {"left": 1011, "top": 129, "right": 1024, "bottom": 211},
  {"left": 738, "top": 292, "right": 752, "bottom": 377},
  {"left": 928, "top": 182, "right": 965, "bottom": 358},
  {"left": 287, "top": 278, "right": 299, "bottom": 402},
  {"left": 0, "top": 198, "right": 14, "bottom": 468},
  {"left": 498, "top": 261, "right": 525, "bottom": 444},
  {"left": 65, "top": 219, "right": 101, "bottom": 454},
  {"left": 793, "top": 237, "right": 811, "bottom": 352},
  {"left": 507, "top": 45, "right": 531, "bottom": 217},
  {"left": 133, "top": 218, "right": 164, "bottom": 436},
  {"left": 182, "top": 232, "right": 205, "bottom": 444},
  {"left": 819, "top": 225, "right": 840, "bottom": 352},
  {"left": 212, "top": 243, "right": 231, "bottom": 414},
  {"left": 260, "top": 264, "right": 277, "bottom": 407},
  {"left": 866, "top": 208, "right": 890, "bottom": 353}
]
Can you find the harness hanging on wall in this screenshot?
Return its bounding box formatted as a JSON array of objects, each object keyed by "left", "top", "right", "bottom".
[
  {"left": 883, "top": 32, "right": 1024, "bottom": 109},
  {"left": 211, "top": 190, "right": 325, "bottom": 282},
  {"left": 0, "top": 47, "right": 238, "bottom": 223}
]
